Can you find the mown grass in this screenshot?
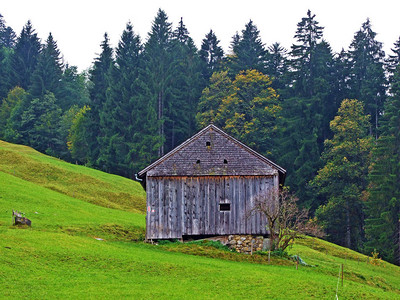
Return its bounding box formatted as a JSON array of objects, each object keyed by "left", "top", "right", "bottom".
[
  {"left": 0, "top": 140, "right": 400, "bottom": 299},
  {"left": 0, "top": 140, "right": 146, "bottom": 213}
]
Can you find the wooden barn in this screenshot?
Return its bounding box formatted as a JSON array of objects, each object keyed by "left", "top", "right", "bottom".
[{"left": 137, "top": 124, "right": 286, "bottom": 240}]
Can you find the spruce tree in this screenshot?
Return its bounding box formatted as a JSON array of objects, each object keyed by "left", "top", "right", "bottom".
[
  {"left": 29, "top": 33, "right": 63, "bottom": 100},
  {"left": 142, "top": 9, "right": 174, "bottom": 156},
  {"left": 277, "top": 11, "right": 338, "bottom": 208},
  {"left": 199, "top": 30, "right": 224, "bottom": 82},
  {"left": 86, "top": 33, "right": 114, "bottom": 167},
  {"left": 11, "top": 21, "right": 41, "bottom": 90},
  {"left": 169, "top": 18, "right": 204, "bottom": 148},
  {"left": 347, "top": 19, "right": 386, "bottom": 139},
  {"left": 365, "top": 65, "right": 400, "bottom": 265},
  {"left": 228, "top": 20, "right": 267, "bottom": 76},
  {"left": 265, "top": 42, "right": 288, "bottom": 92}
]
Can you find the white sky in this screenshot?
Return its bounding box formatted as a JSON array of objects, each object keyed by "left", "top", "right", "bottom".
[{"left": 2, "top": 0, "right": 400, "bottom": 71}]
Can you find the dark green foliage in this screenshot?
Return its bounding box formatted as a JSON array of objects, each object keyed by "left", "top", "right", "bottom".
[
  {"left": 277, "top": 11, "right": 339, "bottom": 208},
  {"left": 347, "top": 19, "right": 386, "bottom": 138},
  {"left": 0, "top": 14, "right": 15, "bottom": 100},
  {"left": 312, "top": 99, "right": 372, "bottom": 250},
  {"left": 365, "top": 65, "right": 400, "bottom": 265},
  {"left": 265, "top": 42, "right": 289, "bottom": 92},
  {"left": 0, "top": 14, "right": 16, "bottom": 48},
  {"left": 142, "top": 9, "right": 174, "bottom": 157},
  {"left": 29, "top": 33, "right": 63, "bottom": 100},
  {"left": 10, "top": 21, "right": 41, "bottom": 90},
  {"left": 85, "top": 33, "right": 114, "bottom": 166},
  {"left": 19, "top": 92, "right": 63, "bottom": 156},
  {"left": 199, "top": 30, "right": 224, "bottom": 81},
  {"left": 0, "top": 87, "right": 26, "bottom": 138},
  {"left": 228, "top": 20, "right": 267, "bottom": 76},
  {"left": 59, "top": 65, "right": 90, "bottom": 109}
]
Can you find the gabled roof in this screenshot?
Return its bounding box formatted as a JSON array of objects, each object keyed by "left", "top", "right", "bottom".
[{"left": 138, "top": 124, "right": 286, "bottom": 179}]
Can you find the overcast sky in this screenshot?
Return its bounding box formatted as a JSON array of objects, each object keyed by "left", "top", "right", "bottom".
[{"left": 2, "top": 0, "right": 400, "bottom": 71}]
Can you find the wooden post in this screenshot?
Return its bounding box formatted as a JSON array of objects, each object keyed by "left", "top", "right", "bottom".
[
  {"left": 341, "top": 264, "right": 344, "bottom": 287},
  {"left": 268, "top": 250, "right": 270, "bottom": 263}
]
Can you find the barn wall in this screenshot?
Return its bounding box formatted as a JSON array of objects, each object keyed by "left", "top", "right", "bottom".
[{"left": 146, "top": 175, "right": 276, "bottom": 240}]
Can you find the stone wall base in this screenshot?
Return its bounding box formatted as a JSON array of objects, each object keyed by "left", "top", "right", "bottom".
[{"left": 226, "top": 235, "right": 269, "bottom": 254}]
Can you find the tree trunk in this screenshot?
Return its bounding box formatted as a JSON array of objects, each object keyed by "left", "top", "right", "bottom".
[
  {"left": 158, "top": 90, "right": 164, "bottom": 157},
  {"left": 345, "top": 203, "right": 351, "bottom": 249}
]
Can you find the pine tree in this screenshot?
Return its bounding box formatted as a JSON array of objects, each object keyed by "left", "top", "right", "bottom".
[
  {"left": 289, "top": 9, "right": 324, "bottom": 97},
  {"left": 85, "top": 33, "right": 114, "bottom": 167},
  {"left": 0, "top": 14, "right": 15, "bottom": 99},
  {"left": 228, "top": 20, "right": 267, "bottom": 76},
  {"left": 29, "top": 33, "right": 63, "bottom": 100},
  {"left": 20, "top": 92, "right": 63, "bottom": 155},
  {"left": 347, "top": 19, "right": 386, "bottom": 139},
  {"left": 386, "top": 37, "right": 400, "bottom": 83},
  {"left": 142, "top": 9, "right": 174, "bottom": 156},
  {"left": 0, "top": 13, "right": 16, "bottom": 48},
  {"left": 199, "top": 30, "right": 224, "bottom": 82},
  {"left": 169, "top": 17, "right": 204, "bottom": 149},
  {"left": 365, "top": 65, "right": 400, "bottom": 265},
  {"left": 58, "top": 65, "right": 90, "bottom": 109},
  {"left": 97, "top": 22, "right": 148, "bottom": 176},
  {"left": 277, "top": 11, "right": 338, "bottom": 208},
  {"left": 11, "top": 21, "right": 41, "bottom": 90},
  {"left": 265, "top": 42, "right": 288, "bottom": 92},
  {"left": 312, "top": 99, "right": 373, "bottom": 250}
]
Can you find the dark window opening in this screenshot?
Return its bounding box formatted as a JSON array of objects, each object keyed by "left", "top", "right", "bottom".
[
  {"left": 223, "top": 159, "right": 228, "bottom": 164},
  {"left": 206, "top": 141, "right": 211, "bottom": 147},
  {"left": 219, "top": 203, "right": 230, "bottom": 211},
  {"left": 196, "top": 159, "right": 200, "bottom": 164}
]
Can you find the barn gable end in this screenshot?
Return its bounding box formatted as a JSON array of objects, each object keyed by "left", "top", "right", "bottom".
[
  {"left": 138, "top": 124, "right": 286, "bottom": 240},
  {"left": 138, "top": 124, "right": 285, "bottom": 178}
]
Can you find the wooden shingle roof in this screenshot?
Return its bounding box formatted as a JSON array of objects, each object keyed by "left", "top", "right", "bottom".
[{"left": 138, "top": 124, "right": 285, "bottom": 180}]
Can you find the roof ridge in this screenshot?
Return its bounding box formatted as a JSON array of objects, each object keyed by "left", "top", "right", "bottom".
[{"left": 137, "top": 124, "right": 286, "bottom": 177}]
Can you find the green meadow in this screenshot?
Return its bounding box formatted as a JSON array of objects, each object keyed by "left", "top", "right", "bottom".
[{"left": 0, "top": 140, "right": 399, "bottom": 299}]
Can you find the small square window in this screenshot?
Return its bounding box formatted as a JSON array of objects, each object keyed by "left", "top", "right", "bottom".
[
  {"left": 219, "top": 203, "right": 230, "bottom": 211},
  {"left": 206, "top": 141, "right": 211, "bottom": 147}
]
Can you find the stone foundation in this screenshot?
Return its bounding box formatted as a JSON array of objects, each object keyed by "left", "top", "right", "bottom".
[{"left": 227, "top": 235, "right": 265, "bottom": 254}]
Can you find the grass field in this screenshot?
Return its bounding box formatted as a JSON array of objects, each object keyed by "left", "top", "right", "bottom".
[{"left": 1, "top": 140, "right": 399, "bottom": 299}]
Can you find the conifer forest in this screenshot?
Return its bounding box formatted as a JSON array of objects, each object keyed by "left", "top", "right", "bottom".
[{"left": 1, "top": 9, "right": 400, "bottom": 265}]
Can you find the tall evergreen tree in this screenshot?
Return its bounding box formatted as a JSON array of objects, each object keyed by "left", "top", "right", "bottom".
[
  {"left": 228, "top": 20, "right": 267, "bottom": 76},
  {"left": 365, "top": 65, "right": 400, "bottom": 265},
  {"left": 0, "top": 14, "right": 16, "bottom": 48},
  {"left": 142, "top": 9, "right": 174, "bottom": 156},
  {"left": 386, "top": 37, "right": 400, "bottom": 83},
  {"left": 85, "top": 33, "right": 114, "bottom": 167},
  {"left": 265, "top": 42, "right": 288, "bottom": 92},
  {"left": 96, "top": 22, "right": 157, "bottom": 176},
  {"left": 277, "top": 11, "right": 338, "bottom": 208},
  {"left": 289, "top": 9, "right": 324, "bottom": 96},
  {"left": 169, "top": 17, "right": 204, "bottom": 148},
  {"left": 312, "top": 99, "right": 372, "bottom": 250},
  {"left": 29, "top": 33, "right": 63, "bottom": 100},
  {"left": 11, "top": 21, "right": 41, "bottom": 90},
  {"left": 199, "top": 30, "right": 224, "bottom": 81},
  {"left": 347, "top": 19, "right": 386, "bottom": 138},
  {"left": 19, "top": 92, "right": 63, "bottom": 155}
]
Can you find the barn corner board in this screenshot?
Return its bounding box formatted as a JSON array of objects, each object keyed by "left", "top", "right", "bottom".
[{"left": 137, "top": 124, "right": 286, "bottom": 240}]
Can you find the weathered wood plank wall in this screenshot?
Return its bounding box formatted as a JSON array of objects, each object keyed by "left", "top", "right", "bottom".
[{"left": 146, "top": 175, "right": 275, "bottom": 240}]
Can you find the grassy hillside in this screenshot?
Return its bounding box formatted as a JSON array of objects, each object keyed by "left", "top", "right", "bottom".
[{"left": 1, "top": 140, "right": 399, "bottom": 299}]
